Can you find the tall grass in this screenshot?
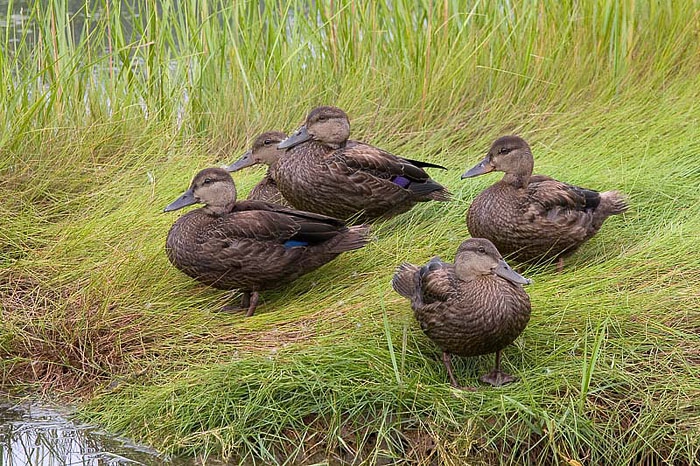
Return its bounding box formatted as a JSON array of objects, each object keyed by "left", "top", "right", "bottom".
[{"left": 1, "top": 0, "right": 699, "bottom": 463}]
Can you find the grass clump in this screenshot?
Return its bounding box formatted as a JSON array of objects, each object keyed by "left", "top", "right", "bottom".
[{"left": 1, "top": 0, "right": 699, "bottom": 464}]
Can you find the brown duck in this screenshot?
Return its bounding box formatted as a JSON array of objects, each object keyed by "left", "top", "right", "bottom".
[
  {"left": 462, "top": 136, "right": 628, "bottom": 270},
  {"left": 392, "top": 238, "right": 532, "bottom": 389},
  {"left": 164, "top": 167, "right": 370, "bottom": 316},
  {"left": 273, "top": 106, "right": 450, "bottom": 222},
  {"left": 225, "top": 131, "right": 291, "bottom": 206}
]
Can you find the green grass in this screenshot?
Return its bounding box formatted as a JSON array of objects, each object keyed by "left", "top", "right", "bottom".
[{"left": 1, "top": 0, "right": 699, "bottom": 464}]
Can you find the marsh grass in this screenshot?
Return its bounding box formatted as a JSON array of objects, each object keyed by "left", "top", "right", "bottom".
[{"left": 1, "top": 0, "right": 699, "bottom": 464}]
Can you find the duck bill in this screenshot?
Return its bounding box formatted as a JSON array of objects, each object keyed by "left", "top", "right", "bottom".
[
  {"left": 225, "top": 150, "right": 255, "bottom": 172},
  {"left": 494, "top": 259, "right": 532, "bottom": 285},
  {"left": 163, "top": 188, "right": 197, "bottom": 212},
  {"left": 277, "top": 126, "right": 311, "bottom": 149},
  {"left": 461, "top": 156, "right": 494, "bottom": 179}
]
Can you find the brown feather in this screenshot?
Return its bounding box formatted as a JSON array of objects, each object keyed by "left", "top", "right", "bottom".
[
  {"left": 247, "top": 172, "right": 291, "bottom": 206},
  {"left": 392, "top": 239, "right": 531, "bottom": 385},
  {"left": 164, "top": 169, "right": 371, "bottom": 300},
  {"left": 273, "top": 106, "right": 450, "bottom": 223},
  {"left": 465, "top": 136, "right": 628, "bottom": 262}
]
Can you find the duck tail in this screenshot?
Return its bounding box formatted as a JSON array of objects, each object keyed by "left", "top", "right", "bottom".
[
  {"left": 599, "top": 190, "right": 629, "bottom": 216},
  {"left": 427, "top": 187, "right": 452, "bottom": 202},
  {"left": 392, "top": 263, "right": 420, "bottom": 299},
  {"left": 407, "top": 179, "right": 452, "bottom": 202},
  {"left": 327, "top": 224, "right": 372, "bottom": 253}
]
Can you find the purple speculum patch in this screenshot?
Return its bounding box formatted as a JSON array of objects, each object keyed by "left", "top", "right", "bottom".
[{"left": 391, "top": 176, "right": 411, "bottom": 188}]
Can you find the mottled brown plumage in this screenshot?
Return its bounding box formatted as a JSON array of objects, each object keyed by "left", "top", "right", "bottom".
[
  {"left": 273, "top": 106, "right": 450, "bottom": 222},
  {"left": 225, "top": 131, "right": 291, "bottom": 206},
  {"left": 392, "top": 238, "right": 532, "bottom": 389},
  {"left": 164, "top": 168, "right": 370, "bottom": 316},
  {"left": 462, "top": 136, "right": 628, "bottom": 266}
]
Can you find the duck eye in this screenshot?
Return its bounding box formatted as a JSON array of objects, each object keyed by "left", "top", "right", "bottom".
[
  {"left": 318, "top": 115, "right": 327, "bottom": 122},
  {"left": 203, "top": 178, "right": 212, "bottom": 185},
  {"left": 498, "top": 147, "right": 510, "bottom": 155},
  {"left": 263, "top": 139, "right": 272, "bottom": 145},
  {"left": 478, "top": 247, "right": 486, "bottom": 254}
]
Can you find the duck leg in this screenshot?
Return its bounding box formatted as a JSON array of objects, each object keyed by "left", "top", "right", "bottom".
[
  {"left": 479, "top": 350, "right": 517, "bottom": 387},
  {"left": 221, "top": 291, "right": 251, "bottom": 313},
  {"left": 442, "top": 352, "right": 476, "bottom": 391},
  {"left": 245, "top": 291, "right": 260, "bottom": 317},
  {"left": 240, "top": 291, "right": 251, "bottom": 309},
  {"left": 556, "top": 257, "right": 565, "bottom": 273}
]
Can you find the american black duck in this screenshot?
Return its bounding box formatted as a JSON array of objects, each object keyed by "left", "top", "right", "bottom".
[
  {"left": 273, "top": 106, "right": 450, "bottom": 222},
  {"left": 462, "top": 136, "right": 628, "bottom": 270},
  {"left": 392, "top": 238, "right": 532, "bottom": 389},
  {"left": 225, "top": 131, "right": 291, "bottom": 206},
  {"left": 164, "top": 167, "right": 370, "bottom": 316}
]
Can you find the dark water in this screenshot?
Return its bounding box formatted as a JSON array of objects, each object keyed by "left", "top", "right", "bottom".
[
  {"left": 0, "top": 402, "right": 195, "bottom": 466},
  {"left": 0, "top": 0, "right": 138, "bottom": 45}
]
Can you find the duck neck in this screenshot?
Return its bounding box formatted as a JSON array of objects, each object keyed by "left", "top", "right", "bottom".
[
  {"left": 265, "top": 159, "right": 278, "bottom": 178},
  {"left": 455, "top": 264, "right": 490, "bottom": 283},
  {"left": 203, "top": 199, "right": 236, "bottom": 216},
  {"left": 319, "top": 140, "right": 346, "bottom": 150},
  {"left": 302, "top": 140, "right": 338, "bottom": 157},
  {"left": 502, "top": 172, "right": 531, "bottom": 189},
  {"left": 265, "top": 153, "right": 283, "bottom": 170}
]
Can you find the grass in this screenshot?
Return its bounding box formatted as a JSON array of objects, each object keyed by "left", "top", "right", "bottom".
[{"left": 1, "top": 0, "right": 699, "bottom": 464}]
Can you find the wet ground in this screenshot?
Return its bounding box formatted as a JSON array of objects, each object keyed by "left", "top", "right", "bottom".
[{"left": 0, "top": 401, "right": 195, "bottom": 465}]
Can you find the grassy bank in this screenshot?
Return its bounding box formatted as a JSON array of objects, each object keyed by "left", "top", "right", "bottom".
[{"left": 1, "top": 0, "right": 699, "bottom": 464}]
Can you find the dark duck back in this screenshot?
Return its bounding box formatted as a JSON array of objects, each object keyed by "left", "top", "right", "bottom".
[
  {"left": 462, "top": 135, "right": 628, "bottom": 269},
  {"left": 273, "top": 106, "right": 450, "bottom": 222},
  {"left": 392, "top": 238, "right": 532, "bottom": 389},
  {"left": 164, "top": 168, "right": 370, "bottom": 316}
]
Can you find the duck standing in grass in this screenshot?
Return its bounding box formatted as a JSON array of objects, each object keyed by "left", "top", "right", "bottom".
[
  {"left": 225, "top": 131, "right": 291, "bottom": 206},
  {"left": 392, "top": 238, "right": 532, "bottom": 389},
  {"left": 462, "top": 136, "right": 628, "bottom": 270},
  {"left": 163, "top": 167, "right": 370, "bottom": 317},
  {"left": 273, "top": 106, "right": 450, "bottom": 222}
]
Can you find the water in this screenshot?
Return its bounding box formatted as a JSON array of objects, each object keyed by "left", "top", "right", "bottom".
[
  {"left": 0, "top": 0, "right": 139, "bottom": 48},
  {"left": 0, "top": 401, "right": 194, "bottom": 466}
]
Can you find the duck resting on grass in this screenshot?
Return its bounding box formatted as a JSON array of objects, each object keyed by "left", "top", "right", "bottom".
[
  {"left": 462, "top": 136, "right": 628, "bottom": 271},
  {"left": 163, "top": 167, "right": 370, "bottom": 317},
  {"left": 273, "top": 106, "right": 451, "bottom": 222},
  {"left": 225, "top": 131, "right": 291, "bottom": 206},
  {"left": 392, "top": 238, "right": 532, "bottom": 390}
]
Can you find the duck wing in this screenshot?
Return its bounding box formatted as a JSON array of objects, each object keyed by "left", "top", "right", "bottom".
[
  {"left": 418, "top": 257, "right": 457, "bottom": 303},
  {"left": 527, "top": 176, "right": 601, "bottom": 225},
  {"left": 397, "top": 156, "right": 447, "bottom": 170},
  {"left": 234, "top": 200, "right": 347, "bottom": 228},
  {"left": 209, "top": 201, "right": 351, "bottom": 246},
  {"left": 334, "top": 143, "right": 446, "bottom": 196},
  {"left": 345, "top": 140, "right": 446, "bottom": 170}
]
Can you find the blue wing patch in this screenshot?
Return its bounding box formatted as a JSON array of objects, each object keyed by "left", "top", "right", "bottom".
[{"left": 283, "top": 240, "right": 309, "bottom": 249}]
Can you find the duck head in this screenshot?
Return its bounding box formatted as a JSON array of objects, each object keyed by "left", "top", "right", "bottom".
[
  {"left": 225, "top": 131, "right": 287, "bottom": 172},
  {"left": 278, "top": 106, "right": 350, "bottom": 150},
  {"left": 454, "top": 238, "right": 531, "bottom": 285},
  {"left": 461, "top": 136, "right": 534, "bottom": 187},
  {"left": 164, "top": 167, "right": 237, "bottom": 216}
]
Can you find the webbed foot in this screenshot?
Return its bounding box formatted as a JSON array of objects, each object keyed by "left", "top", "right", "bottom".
[{"left": 479, "top": 369, "right": 517, "bottom": 387}]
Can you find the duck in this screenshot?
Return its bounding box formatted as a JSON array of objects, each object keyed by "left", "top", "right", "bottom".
[
  {"left": 225, "top": 131, "right": 291, "bottom": 206},
  {"left": 462, "top": 135, "right": 628, "bottom": 270},
  {"left": 392, "top": 238, "right": 532, "bottom": 389},
  {"left": 273, "top": 106, "right": 451, "bottom": 222},
  {"left": 163, "top": 167, "right": 371, "bottom": 316}
]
